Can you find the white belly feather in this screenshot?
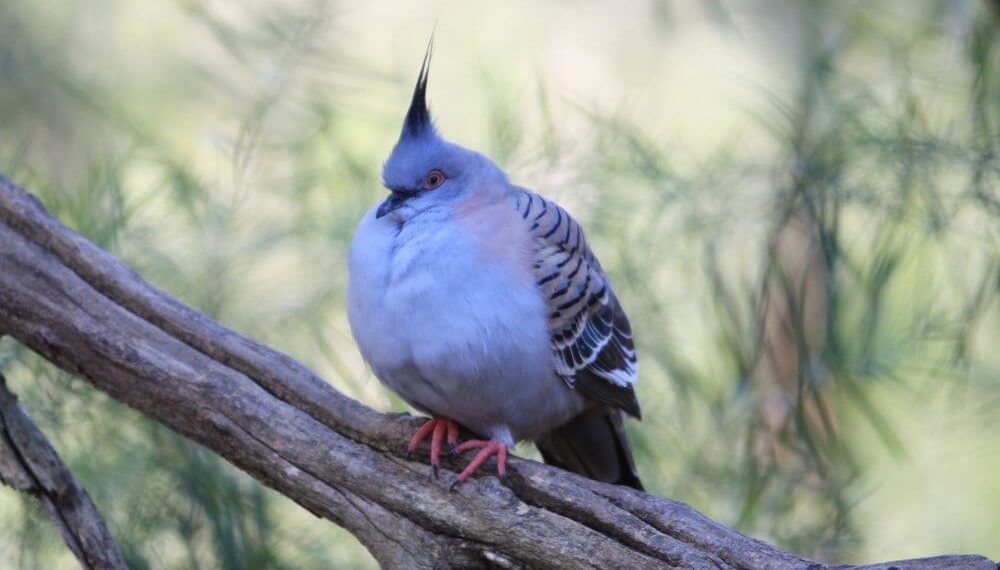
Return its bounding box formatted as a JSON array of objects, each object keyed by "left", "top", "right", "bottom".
[{"left": 347, "top": 205, "right": 585, "bottom": 442}]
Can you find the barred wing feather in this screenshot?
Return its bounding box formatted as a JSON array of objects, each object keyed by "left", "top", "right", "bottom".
[{"left": 515, "top": 189, "right": 641, "bottom": 418}]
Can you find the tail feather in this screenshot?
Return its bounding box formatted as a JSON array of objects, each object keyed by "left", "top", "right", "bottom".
[{"left": 535, "top": 408, "right": 643, "bottom": 491}]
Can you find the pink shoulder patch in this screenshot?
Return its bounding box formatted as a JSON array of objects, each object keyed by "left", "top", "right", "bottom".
[{"left": 456, "top": 197, "right": 535, "bottom": 283}]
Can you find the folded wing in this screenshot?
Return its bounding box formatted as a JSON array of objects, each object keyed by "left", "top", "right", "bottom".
[{"left": 515, "top": 189, "right": 640, "bottom": 419}]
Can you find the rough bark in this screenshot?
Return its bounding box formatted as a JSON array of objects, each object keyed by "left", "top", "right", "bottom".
[
  {"left": 0, "top": 173, "right": 994, "bottom": 570},
  {"left": 0, "top": 372, "right": 129, "bottom": 570}
]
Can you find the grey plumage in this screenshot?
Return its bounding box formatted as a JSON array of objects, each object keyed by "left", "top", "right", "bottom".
[{"left": 347, "top": 42, "right": 643, "bottom": 489}]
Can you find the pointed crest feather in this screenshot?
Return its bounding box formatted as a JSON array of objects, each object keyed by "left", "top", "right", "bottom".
[{"left": 402, "top": 34, "right": 435, "bottom": 139}]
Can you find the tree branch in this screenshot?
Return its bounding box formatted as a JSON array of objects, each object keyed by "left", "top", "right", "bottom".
[
  {"left": 0, "top": 173, "right": 994, "bottom": 569},
  {"left": 0, "top": 371, "right": 129, "bottom": 570}
]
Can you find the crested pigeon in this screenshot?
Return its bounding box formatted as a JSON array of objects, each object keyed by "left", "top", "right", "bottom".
[{"left": 347, "top": 42, "right": 642, "bottom": 490}]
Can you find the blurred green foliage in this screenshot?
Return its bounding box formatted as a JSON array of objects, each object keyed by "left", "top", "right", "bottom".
[{"left": 0, "top": 1, "right": 996, "bottom": 568}]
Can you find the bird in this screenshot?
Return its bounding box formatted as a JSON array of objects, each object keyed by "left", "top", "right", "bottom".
[{"left": 347, "top": 40, "right": 643, "bottom": 491}]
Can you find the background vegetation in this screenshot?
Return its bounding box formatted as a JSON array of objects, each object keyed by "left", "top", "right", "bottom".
[{"left": 1, "top": 1, "right": 996, "bottom": 568}]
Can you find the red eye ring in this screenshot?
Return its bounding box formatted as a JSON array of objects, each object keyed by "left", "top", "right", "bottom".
[{"left": 423, "top": 169, "right": 446, "bottom": 190}]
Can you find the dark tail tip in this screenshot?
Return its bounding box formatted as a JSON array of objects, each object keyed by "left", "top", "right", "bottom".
[{"left": 536, "top": 408, "right": 644, "bottom": 491}]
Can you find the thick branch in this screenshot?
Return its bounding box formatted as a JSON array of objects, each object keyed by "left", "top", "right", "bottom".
[
  {"left": 0, "top": 174, "right": 994, "bottom": 569},
  {"left": 0, "top": 372, "right": 129, "bottom": 570}
]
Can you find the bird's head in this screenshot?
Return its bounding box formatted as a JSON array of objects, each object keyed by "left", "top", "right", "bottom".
[{"left": 378, "top": 39, "right": 507, "bottom": 221}]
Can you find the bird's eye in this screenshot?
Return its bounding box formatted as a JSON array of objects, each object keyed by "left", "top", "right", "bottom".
[{"left": 423, "top": 169, "right": 446, "bottom": 190}]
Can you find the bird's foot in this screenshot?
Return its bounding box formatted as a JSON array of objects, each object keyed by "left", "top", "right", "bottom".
[
  {"left": 450, "top": 439, "right": 508, "bottom": 490},
  {"left": 406, "top": 416, "right": 459, "bottom": 479}
]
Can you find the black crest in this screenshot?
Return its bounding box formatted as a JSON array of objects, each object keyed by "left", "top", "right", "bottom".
[{"left": 402, "top": 35, "right": 434, "bottom": 139}]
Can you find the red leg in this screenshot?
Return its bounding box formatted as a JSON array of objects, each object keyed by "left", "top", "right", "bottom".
[
  {"left": 406, "top": 420, "right": 437, "bottom": 455},
  {"left": 451, "top": 440, "right": 509, "bottom": 490},
  {"left": 406, "top": 417, "right": 460, "bottom": 479},
  {"left": 429, "top": 420, "right": 445, "bottom": 478},
  {"left": 446, "top": 420, "right": 459, "bottom": 454}
]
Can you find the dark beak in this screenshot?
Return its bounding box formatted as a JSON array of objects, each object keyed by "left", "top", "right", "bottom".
[{"left": 376, "top": 190, "right": 415, "bottom": 219}]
